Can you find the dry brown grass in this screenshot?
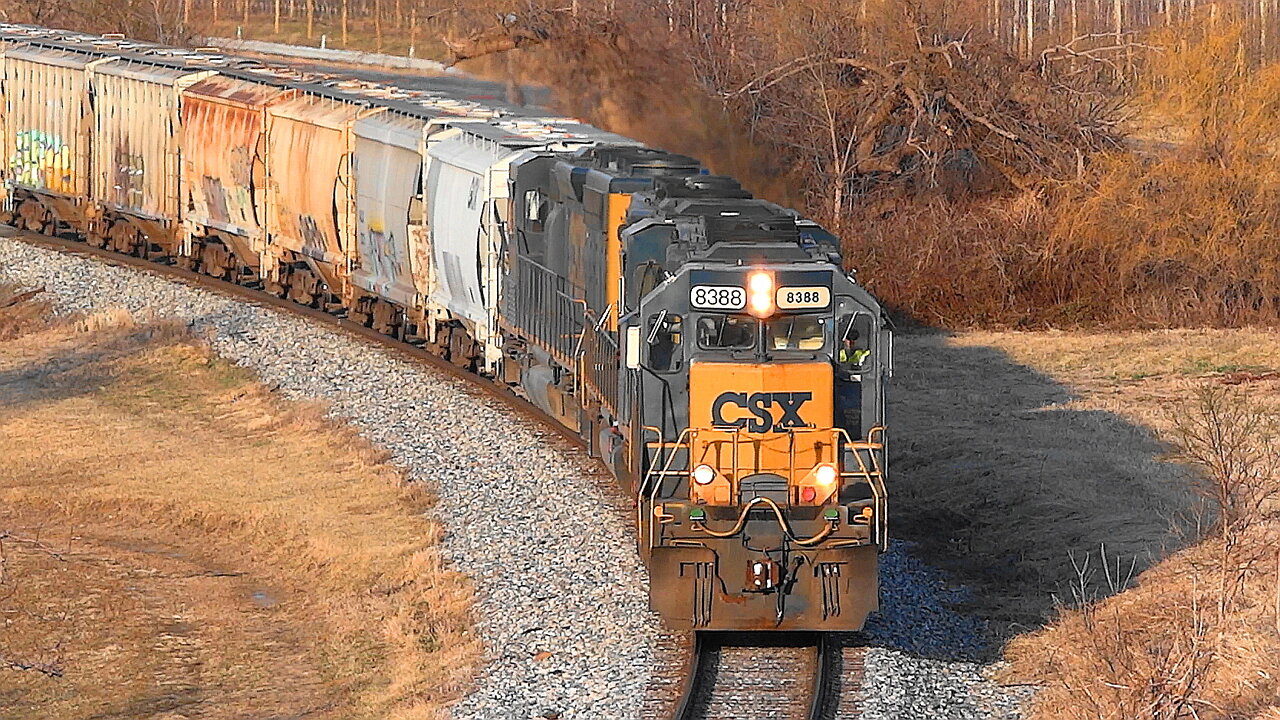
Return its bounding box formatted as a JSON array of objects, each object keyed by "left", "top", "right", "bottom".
[
  {"left": 1006, "top": 531, "right": 1280, "bottom": 720},
  {"left": 0, "top": 309, "right": 477, "bottom": 719},
  {"left": 892, "top": 328, "right": 1280, "bottom": 644},
  {"left": 888, "top": 330, "right": 1199, "bottom": 635}
]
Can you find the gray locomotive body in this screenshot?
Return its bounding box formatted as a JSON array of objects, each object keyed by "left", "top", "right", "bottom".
[{"left": 500, "top": 148, "right": 892, "bottom": 630}]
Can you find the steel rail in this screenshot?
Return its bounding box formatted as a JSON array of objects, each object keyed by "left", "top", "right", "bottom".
[
  {"left": 671, "top": 631, "right": 840, "bottom": 720},
  {"left": 5, "top": 229, "right": 588, "bottom": 454},
  {"left": 670, "top": 632, "right": 708, "bottom": 720},
  {"left": 808, "top": 633, "right": 836, "bottom": 720}
]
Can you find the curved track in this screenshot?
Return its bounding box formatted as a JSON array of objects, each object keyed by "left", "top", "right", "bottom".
[{"left": 8, "top": 229, "right": 587, "bottom": 455}]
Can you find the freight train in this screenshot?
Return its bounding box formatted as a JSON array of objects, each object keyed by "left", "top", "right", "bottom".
[{"left": 0, "top": 25, "right": 891, "bottom": 631}]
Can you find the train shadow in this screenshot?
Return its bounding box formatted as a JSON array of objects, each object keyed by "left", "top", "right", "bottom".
[
  {"left": 862, "top": 329, "right": 1198, "bottom": 661},
  {"left": 0, "top": 322, "right": 186, "bottom": 413},
  {"left": 0, "top": 340, "right": 122, "bottom": 411}
]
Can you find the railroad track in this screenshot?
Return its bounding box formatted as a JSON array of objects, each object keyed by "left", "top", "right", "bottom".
[{"left": 671, "top": 632, "right": 866, "bottom": 720}]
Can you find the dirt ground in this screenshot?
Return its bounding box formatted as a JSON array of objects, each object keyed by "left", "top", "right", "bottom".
[
  {"left": 0, "top": 307, "right": 477, "bottom": 719},
  {"left": 889, "top": 328, "right": 1280, "bottom": 638}
]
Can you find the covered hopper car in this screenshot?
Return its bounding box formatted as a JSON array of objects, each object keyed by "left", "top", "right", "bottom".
[{"left": 0, "top": 24, "right": 891, "bottom": 631}]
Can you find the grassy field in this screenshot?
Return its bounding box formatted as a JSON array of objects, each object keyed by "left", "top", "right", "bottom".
[
  {"left": 4, "top": 275, "right": 1277, "bottom": 717},
  {"left": 0, "top": 286, "right": 476, "bottom": 719}
]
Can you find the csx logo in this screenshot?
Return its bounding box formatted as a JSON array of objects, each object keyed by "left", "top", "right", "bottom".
[{"left": 711, "top": 391, "right": 813, "bottom": 433}]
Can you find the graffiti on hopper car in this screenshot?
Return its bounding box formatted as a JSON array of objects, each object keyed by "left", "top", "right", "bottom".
[
  {"left": 111, "top": 143, "right": 146, "bottom": 207},
  {"left": 9, "top": 130, "right": 74, "bottom": 193},
  {"left": 361, "top": 215, "right": 407, "bottom": 285}
]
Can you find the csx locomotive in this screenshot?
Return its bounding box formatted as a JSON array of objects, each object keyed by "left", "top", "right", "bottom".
[{"left": 0, "top": 25, "right": 890, "bottom": 630}]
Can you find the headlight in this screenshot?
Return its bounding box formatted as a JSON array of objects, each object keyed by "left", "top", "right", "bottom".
[
  {"left": 692, "top": 464, "right": 717, "bottom": 485},
  {"left": 747, "top": 271, "right": 775, "bottom": 318},
  {"left": 815, "top": 463, "right": 838, "bottom": 488}
]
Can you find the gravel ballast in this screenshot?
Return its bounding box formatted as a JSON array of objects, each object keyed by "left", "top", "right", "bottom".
[{"left": 0, "top": 233, "right": 1034, "bottom": 719}]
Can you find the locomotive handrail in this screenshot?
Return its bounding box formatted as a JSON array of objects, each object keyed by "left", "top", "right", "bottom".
[
  {"left": 641, "top": 424, "right": 889, "bottom": 551},
  {"left": 641, "top": 426, "right": 695, "bottom": 549},
  {"left": 573, "top": 304, "right": 620, "bottom": 417},
  {"left": 504, "top": 253, "right": 622, "bottom": 417},
  {"left": 688, "top": 496, "right": 837, "bottom": 547},
  {"left": 833, "top": 425, "right": 889, "bottom": 551}
]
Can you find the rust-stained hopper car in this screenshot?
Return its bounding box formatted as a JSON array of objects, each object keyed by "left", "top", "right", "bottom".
[{"left": 0, "top": 24, "right": 891, "bottom": 631}]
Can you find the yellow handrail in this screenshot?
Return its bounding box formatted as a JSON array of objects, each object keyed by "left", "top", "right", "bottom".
[{"left": 638, "top": 424, "right": 889, "bottom": 552}]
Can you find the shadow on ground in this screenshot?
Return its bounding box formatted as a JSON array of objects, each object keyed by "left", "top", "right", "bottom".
[{"left": 877, "top": 330, "right": 1197, "bottom": 655}]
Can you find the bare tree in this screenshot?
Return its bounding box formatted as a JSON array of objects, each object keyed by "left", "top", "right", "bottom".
[{"left": 1172, "top": 386, "right": 1280, "bottom": 621}]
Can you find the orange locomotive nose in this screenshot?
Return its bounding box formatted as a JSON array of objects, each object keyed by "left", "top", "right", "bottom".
[{"left": 687, "top": 361, "right": 837, "bottom": 506}]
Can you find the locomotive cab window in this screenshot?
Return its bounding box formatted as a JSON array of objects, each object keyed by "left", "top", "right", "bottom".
[
  {"left": 766, "top": 315, "right": 827, "bottom": 352},
  {"left": 696, "top": 315, "right": 755, "bottom": 350},
  {"left": 647, "top": 312, "right": 682, "bottom": 372},
  {"left": 634, "top": 260, "right": 667, "bottom": 302},
  {"left": 837, "top": 312, "right": 873, "bottom": 372}
]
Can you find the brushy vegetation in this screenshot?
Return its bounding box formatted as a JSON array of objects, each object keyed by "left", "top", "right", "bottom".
[
  {"left": 1007, "top": 386, "right": 1280, "bottom": 720},
  {"left": 443, "top": 1, "right": 1280, "bottom": 329},
  {"left": 9, "top": 0, "right": 1280, "bottom": 327}
]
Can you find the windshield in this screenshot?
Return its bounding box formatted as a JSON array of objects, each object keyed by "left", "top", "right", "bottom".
[
  {"left": 696, "top": 315, "right": 755, "bottom": 349},
  {"left": 766, "top": 315, "right": 827, "bottom": 351}
]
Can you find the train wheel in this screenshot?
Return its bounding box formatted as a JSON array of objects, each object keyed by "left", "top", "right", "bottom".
[
  {"left": 17, "top": 200, "right": 49, "bottom": 234},
  {"left": 105, "top": 222, "right": 133, "bottom": 255},
  {"left": 348, "top": 298, "right": 372, "bottom": 327},
  {"left": 198, "top": 240, "right": 233, "bottom": 281},
  {"left": 371, "top": 300, "right": 401, "bottom": 337},
  {"left": 283, "top": 264, "right": 320, "bottom": 307},
  {"left": 85, "top": 224, "right": 107, "bottom": 248}
]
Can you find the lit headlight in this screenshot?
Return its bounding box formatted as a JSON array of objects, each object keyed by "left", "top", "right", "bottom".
[
  {"left": 747, "top": 271, "right": 775, "bottom": 318},
  {"left": 815, "top": 463, "right": 838, "bottom": 488},
  {"left": 692, "top": 464, "right": 717, "bottom": 485}
]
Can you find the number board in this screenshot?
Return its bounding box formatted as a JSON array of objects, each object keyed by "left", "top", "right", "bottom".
[
  {"left": 690, "top": 285, "right": 746, "bottom": 310},
  {"left": 776, "top": 286, "right": 831, "bottom": 310}
]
